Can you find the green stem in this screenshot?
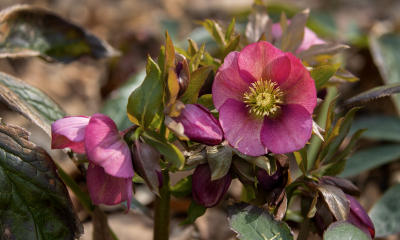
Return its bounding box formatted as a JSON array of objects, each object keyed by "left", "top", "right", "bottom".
[
  {"left": 153, "top": 170, "right": 171, "bottom": 240},
  {"left": 307, "top": 87, "right": 337, "bottom": 169}
]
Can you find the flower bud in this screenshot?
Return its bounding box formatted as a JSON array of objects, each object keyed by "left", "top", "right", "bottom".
[
  {"left": 174, "top": 54, "right": 190, "bottom": 98},
  {"left": 173, "top": 104, "right": 223, "bottom": 146},
  {"left": 257, "top": 164, "right": 284, "bottom": 190},
  {"left": 192, "top": 163, "right": 232, "bottom": 208},
  {"left": 132, "top": 140, "right": 163, "bottom": 196},
  {"left": 346, "top": 194, "right": 375, "bottom": 238}
]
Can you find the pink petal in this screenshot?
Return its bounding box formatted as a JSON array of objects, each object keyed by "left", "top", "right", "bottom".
[
  {"left": 213, "top": 51, "right": 250, "bottom": 111},
  {"left": 279, "top": 53, "right": 317, "bottom": 114},
  {"left": 261, "top": 104, "right": 312, "bottom": 154},
  {"left": 87, "top": 164, "right": 132, "bottom": 211},
  {"left": 238, "top": 41, "right": 291, "bottom": 86},
  {"left": 85, "top": 113, "right": 134, "bottom": 178},
  {"left": 296, "top": 27, "right": 325, "bottom": 53},
  {"left": 219, "top": 98, "right": 267, "bottom": 156},
  {"left": 51, "top": 116, "right": 90, "bottom": 153}
]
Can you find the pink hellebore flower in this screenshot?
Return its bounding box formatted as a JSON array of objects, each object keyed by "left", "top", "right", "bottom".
[
  {"left": 272, "top": 21, "right": 325, "bottom": 53},
  {"left": 345, "top": 194, "right": 375, "bottom": 238},
  {"left": 213, "top": 41, "right": 316, "bottom": 155},
  {"left": 51, "top": 113, "right": 134, "bottom": 210}
]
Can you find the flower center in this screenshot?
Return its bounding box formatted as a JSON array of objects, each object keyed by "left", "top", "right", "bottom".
[{"left": 243, "top": 79, "right": 283, "bottom": 116}]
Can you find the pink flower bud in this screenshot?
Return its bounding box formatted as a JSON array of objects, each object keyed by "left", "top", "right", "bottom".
[{"left": 346, "top": 194, "right": 375, "bottom": 238}]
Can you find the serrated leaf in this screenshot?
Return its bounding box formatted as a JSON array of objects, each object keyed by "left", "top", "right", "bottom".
[
  {"left": 338, "top": 82, "right": 400, "bottom": 111},
  {"left": 171, "top": 175, "right": 192, "bottom": 198},
  {"left": 187, "top": 39, "right": 198, "bottom": 57},
  {"left": 206, "top": 145, "right": 232, "bottom": 180},
  {"left": 179, "top": 200, "right": 207, "bottom": 226},
  {"left": 369, "top": 183, "right": 400, "bottom": 237},
  {"left": 317, "top": 185, "right": 349, "bottom": 221},
  {"left": 0, "top": 123, "right": 83, "bottom": 239},
  {"left": 188, "top": 43, "right": 205, "bottom": 73},
  {"left": 0, "top": 4, "right": 119, "bottom": 63},
  {"left": 180, "top": 65, "right": 213, "bottom": 104},
  {"left": 296, "top": 43, "right": 349, "bottom": 64},
  {"left": 339, "top": 144, "right": 400, "bottom": 178},
  {"left": 127, "top": 57, "right": 162, "bottom": 129},
  {"left": 324, "top": 221, "right": 371, "bottom": 240},
  {"left": 349, "top": 115, "right": 400, "bottom": 142},
  {"left": 0, "top": 71, "right": 66, "bottom": 136},
  {"left": 225, "top": 18, "right": 235, "bottom": 43},
  {"left": 196, "top": 94, "right": 215, "bottom": 110},
  {"left": 281, "top": 9, "right": 309, "bottom": 53},
  {"left": 310, "top": 63, "right": 341, "bottom": 89},
  {"left": 221, "top": 34, "right": 240, "bottom": 62},
  {"left": 227, "top": 201, "right": 294, "bottom": 240},
  {"left": 142, "top": 129, "right": 184, "bottom": 169},
  {"left": 245, "top": 3, "right": 272, "bottom": 44}
]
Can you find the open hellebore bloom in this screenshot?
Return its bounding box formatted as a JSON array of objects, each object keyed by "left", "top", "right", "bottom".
[
  {"left": 51, "top": 113, "right": 134, "bottom": 209},
  {"left": 173, "top": 104, "right": 223, "bottom": 146},
  {"left": 345, "top": 194, "right": 375, "bottom": 238},
  {"left": 213, "top": 41, "right": 316, "bottom": 155},
  {"left": 192, "top": 163, "right": 232, "bottom": 208},
  {"left": 272, "top": 21, "right": 325, "bottom": 53}
]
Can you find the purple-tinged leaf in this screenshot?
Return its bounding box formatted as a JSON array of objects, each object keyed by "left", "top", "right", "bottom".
[{"left": 317, "top": 185, "right": 349, "bottom": 221}]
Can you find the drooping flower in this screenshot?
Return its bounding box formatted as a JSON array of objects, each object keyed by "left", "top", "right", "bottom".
[
  {"left": 192, "top": 163, "right": 232, "bottom": 208},
  {"left": 257, "top": 164, "right": 284, "bottom": 190},
  {"left": 272, "top": 21, "right": 325, "bottom": 53},
  {"left": 213, "top": 41, "right": 316, "bottom": 155},
  {"left": 172, "top": 104, "right": 223, "bottom": 146},
  {"left": 51, "top": 113, "right": 134, "bottom": 209},
  {"left": 345, "top": 194, "right": 375, "bottom": 238}
]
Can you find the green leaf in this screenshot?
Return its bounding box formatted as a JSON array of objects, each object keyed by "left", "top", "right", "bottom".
[
  {"left": 142, "top": 129, "right": 184, "bottom": 169},
  {"left": 245, "top": 3, "right": 272, "bottom": 43},
  {"left": 180, "top": 65, "right": 213, "bottom": 104},
  {"left": 221, "top": 34, "right": 240, "bottom": 62},
  {"left": 198, "top": 20, "right": 225, "bottom": 50},
  {"left": 310, "top": 63, "right": 341, "bottom": 89},
  {"left": 127, "top": 57, "right": 162, "bottom": 129},
  {"left": 294, "top": 146, "right": 308, "bottom": 174},
  {"left": 187, "top": 39, "right": 198, "bottom": 57},
  {"left": 157, "top": 45, "right": 166, "bottom": 82},
  {"left": 339, "top": 82, "right": 400, "bottom": 111},
  {"left": 188, "top": 43, "right": 205, "bottom": 73},
  {"left": 233, "top": 149, "right": 270, "bottom": 173},
  {"left": 296, "top": 43, "right": 349, "bottom": 65},
  {"left": 281, "top": 9, "right": 309, "bottom": 53},
  {"left": 324, "top": 221, "right": 371, "bottom": 240},
  {"left": 339, "top": 144, "right": 400, "bottom": 178},
  {"left": 369, "top": 183, "right": 400, "bottom": 237},
  {"left": 329, "top": 128, "right": 367, "bottom": 164},
  {"left": 227, "top": 201, "right": 294, "bottom": 240},
  {"left": 0, "top": 71, "right": 66, "bottom": 136},
  {"left": 324, "top": 95, "right": 340, "bottom": 142},
  {"left": 349, "top": 115, "right": 400, "bottom": 142},
  {"left": 0, "top": 123, "right": 83, "bottom": 239},
  {"left": 171, "top": 175, "right": 192, "bottom": 198},
  {"left": 0, "top": 4, "right": 119, "bottom": 63},
  {"left": 179, "top": 200, "right": 207, "bottom": 226},
  {"left": 317, "top": 185, "right": 349, "bottom": 221},
  {"left": 206, "top": 145, "right": 233, "bottom": 180},
  {"left": 164, "top": 31, "right": 175, "bottom": 81},
  {"left": 225, "top": 18, "right": 235, "bottom": 43},
  {"left": 318, "top": 159, "right": 347, "bottom": 176},
  {"left": 196, "top": 94, "right": 215, "bottom": 110}
]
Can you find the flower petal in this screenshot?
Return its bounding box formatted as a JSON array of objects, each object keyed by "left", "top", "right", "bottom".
[
  {"left": 85, "top": 113, "right": 134, "bottom": 178},
  {"left": 213, "top": 51, "right": 250, "bottom": 110},
  {"left": 346, "top": 194, "right": 375, "bottom": 238},
  {"left": 87, "top": 164, "right": 132, "bottom": 210},
  {"left": 261, "top": 104, "right": 312, "bottom": 154},
  {"left": 51, "top": 116, "right": 90, "bottom": 153},
  {"left": 279, "top": 52, "right": 317, "bottom": 114},
  {"left": 238, "top": 41, "right": 291, "bottom": 86},
  {"left": 219, "top": 98, "right": 267, "bottom": 156}
]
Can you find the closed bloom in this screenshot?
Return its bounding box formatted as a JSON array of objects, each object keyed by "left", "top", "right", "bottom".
[
  {"left": 272, "top": 21, "right": 325, "bottom": 53},
  {"left": 51, "top": 113, "right": 134, "bottom": 210},
  {"left": 173, "top": 104, "right": 223, "bottom": 146},
  {"left": 192, "top": 163, "right": 232, "bottom": 208},
  {"left": 213, "top": 41, "right": 316, "bottom": 155},
  {"left": 257, "top": 164, "right": 284, "bottom": 190},
  {"left": 345, "top": 194, "right": 375, "bottom": 238}
]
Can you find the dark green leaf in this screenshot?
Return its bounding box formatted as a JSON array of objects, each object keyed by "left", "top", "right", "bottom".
[
  {"left": 324, "top": 221, "right": 370, "bottom": 240},
  {"left": 233, "top": 149, "right": 270, "bottom": 173},
  {"left": 196, "top": 94, "right": 215, "bottom": 110},
  {"left": 180, "top": 65, "right": 213, "bottom": 104},
  {"left": 0, "top": 4, "right": 119, "bottom": 63},
  {"left": 310, "top": 63, "right": 341, "bottom": 89},
  {"left": 231, "top": 155, "right": 258, "bottom": 184},
  {"left": 0, "top": 123, "right": 83, "bottom": 239},
  {"left": 206, "top": 145, "right": 233, "bottom": 180},
  {"left": 369, "top": 183, "right": 400, "bottom": 237},
  {"left": 296, "top": 43, "right": 349, "bottom": 64},
  {"left": 171, "top": 175, "right": 192, "bottom": 198},
  {"left": 142, "top": 129, "right": 184, "bottom": 169},
  {"left": 349, "top": 115, "right": 400, "bottom": 142},
  {"left": 317, "top": 185, "right": 349, "bottom": 221},
  {"left": 281, "top": 9, "right": 309, "bottom": 53},
  {"left": 245, "top": 3, "right": 272, "bottom": 43},
  {"left": 339, "top": 144, "right": 400, "bottom": 178},
  {"left": 189, "top": 43, "right": 205, "bottom": 73},
  {"left": 221, "top": 34, "right": 240, "bottom": 62},
  {"left": 227, "top": 201, "right": 294, "bottom": 240},
  {"left": 339, "top": 82, "right": 400, "bottom": 111},
  {"left": 179, "top": 200, "right": 207, "bottom": 226},
  {"left": 0, "top": 71, "right": 66, "bottom": 136},
  {"left": 225, "top": 18, "right": 235, "bottom": 43},
  {"left": 127, "top": 57, "right": 162, "bottom": 129}
]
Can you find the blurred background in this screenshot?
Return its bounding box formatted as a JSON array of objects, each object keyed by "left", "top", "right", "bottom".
[{"left": 1, "top": 0, "right": 400, "bottom": 239}]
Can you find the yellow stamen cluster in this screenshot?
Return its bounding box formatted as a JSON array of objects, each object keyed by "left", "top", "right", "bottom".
[{"left": 243, "top": 79, "right": 283, "bottom": 116}]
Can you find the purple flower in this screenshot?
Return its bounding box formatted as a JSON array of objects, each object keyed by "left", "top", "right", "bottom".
[
  {"left": 51, "top": 113, "right": 134, "bottom": 210},
  {"left": 173, "top": 104, "right": 223, "bottom": 146},
  {"left": 272, "top": 21, "right": 325, "bottom": 53},
  {"left": 213, "top": 41, "right": 316, "bottom": 155},
  {"left": 345, "top": 194, "right": 375, "bottom": 238},
  {"left": 257, "top": 164, "right": 284, "bottom": 190},
  {"left": 192, "top": 163, "right": 232, "bottom": 208}
]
